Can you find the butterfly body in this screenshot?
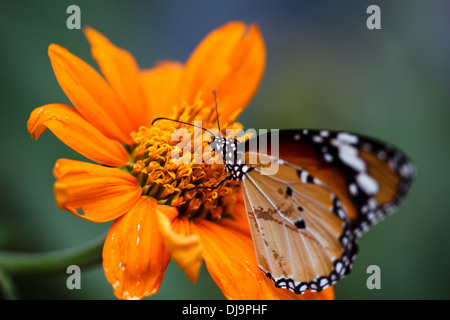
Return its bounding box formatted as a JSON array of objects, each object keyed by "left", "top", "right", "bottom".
[
  {"left": 210, "top": 136, "right": 253, "bottom": 181},
  {"left": 211, "top": 128, "right": 413, "bottom": 293}
]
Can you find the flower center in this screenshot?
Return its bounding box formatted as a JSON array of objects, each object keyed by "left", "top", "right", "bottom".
[{"left": 124, "top": 101, "right": 242, "bottom": 221}]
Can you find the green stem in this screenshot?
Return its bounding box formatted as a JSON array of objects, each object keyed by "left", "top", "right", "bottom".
[
  {"left": 0, "top": 233, "right": 105, "bottom": 275},
  {"left": 0, "top": 268, "right": 18, "bottom": 300}
]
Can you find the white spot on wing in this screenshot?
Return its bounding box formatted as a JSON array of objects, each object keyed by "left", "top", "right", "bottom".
[
  {"left": 337, "top": 132, "right": 359, "bottom": 144},
  {"left": 349, "top": 183, "right": 358, "bottom": 196},
  {"left": 312, "top": 135, "right": 323, "bottom": 143},
  {"left": 338, "top": 144, "right": 366, "bottom": 172},
  {"left": 356, "top": 173, "right": 379, "bottom": 195},
  {"left": 324, "top": 153, "right": 334, "bottom": 163},
  {"left": 320, "top": 130, "right": 330, "bottom": 137},
  {"left": 300, "top": 170, "right": 309, "bottom": 183}
]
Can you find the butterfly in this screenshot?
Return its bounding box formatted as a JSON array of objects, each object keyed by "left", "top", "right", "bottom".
[{"left": 152, "top": 91, "right": 414, "bottom": 294}]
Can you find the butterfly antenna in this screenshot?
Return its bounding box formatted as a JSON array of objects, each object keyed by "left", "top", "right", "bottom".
[
  {"left": 151, "top": 117, "right": 215, "bottom": 137},
  {"left": 212, "top": 89, "right": 222, "bottom": 138}
]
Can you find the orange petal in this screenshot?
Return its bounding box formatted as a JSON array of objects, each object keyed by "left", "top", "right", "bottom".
[
  {"left": 218, "top": 193, "right": 252, "bottom": 238},
  {"left": 48, "top": 44, "right": 135, "bottom": 144},
  {"left": 177, "top": 21, "right": 266, "bottom": 124},
  {"left": 140, "top": 60, "right": 183, "bottom": 121},
  {"left": 156, "top": 208, "right": 202, "bottom": 283},
  {"left": 103, "top": 198, "right": 171, "bottom": 300},
  {"left": 194, "top": 219, "right": 333, "bottom": 300},
  {"left": 217, "top": 195, "right": 334, "bottom": 299},
  {"left": 84, "top": 27, "right": 148, "bottom": 128},
  {"left": 27, "top": 104, "right": 129, "bottom": 167},
  {"left": 53, "top": 159, "right": 141, "bottom": 222}
]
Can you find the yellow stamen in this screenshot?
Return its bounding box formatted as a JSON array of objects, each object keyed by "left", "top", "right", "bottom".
[{"left": 126, "top": 101, "right": 242, "bottom": 221}]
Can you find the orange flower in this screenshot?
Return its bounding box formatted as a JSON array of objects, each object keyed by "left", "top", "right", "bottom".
[{"left": 27, "top": 21, "right": 333, "bottom": 300}]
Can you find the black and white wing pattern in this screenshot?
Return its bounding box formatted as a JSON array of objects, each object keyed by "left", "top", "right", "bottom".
[{"left": 234, "top": 129, "right": 413, "bottom": 293}]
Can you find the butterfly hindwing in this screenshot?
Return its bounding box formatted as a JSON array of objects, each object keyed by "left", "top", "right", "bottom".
[{"left": 241, "top": 155, "right": 357, "bottom": 293}]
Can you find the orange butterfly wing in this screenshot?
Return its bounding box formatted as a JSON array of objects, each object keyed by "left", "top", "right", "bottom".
[{"left": 239, "top": 129, "right": 413, "bottom": 293}]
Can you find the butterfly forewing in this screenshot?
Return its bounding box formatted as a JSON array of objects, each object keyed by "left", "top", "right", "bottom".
[{"left": 244, "top": 130, "right": 414, "bottom": 234}]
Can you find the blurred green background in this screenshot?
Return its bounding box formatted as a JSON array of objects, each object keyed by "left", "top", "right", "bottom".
[{"left": 1, "top": 0, "right": 449, "bottom": 300}]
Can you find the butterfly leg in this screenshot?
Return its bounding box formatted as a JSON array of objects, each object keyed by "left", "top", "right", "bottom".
[{"left": 184, "top": 175, "right": 232, "bottom": 191}]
